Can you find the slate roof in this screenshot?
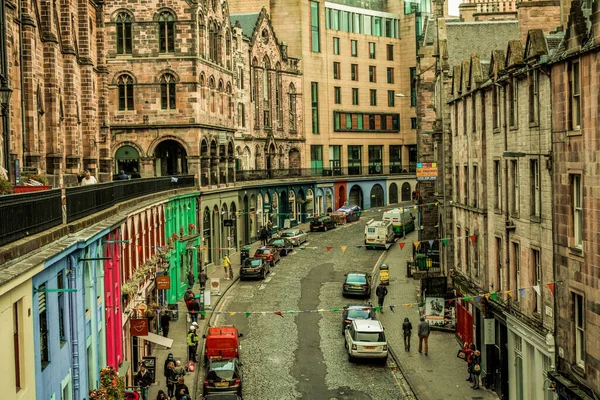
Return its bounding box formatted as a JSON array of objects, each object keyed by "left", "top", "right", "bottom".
[
  {"left": 422, "top": 17, "right": 437, "bottom": 46},
  {"left": 546, "top": 31, "right": 565, "bottom": 55},
  {"left": 230, "top": 13, "right": 261, "bottom": 38},
  {"left": 446, "top": 20, "right": 520, "bottom": 70}
]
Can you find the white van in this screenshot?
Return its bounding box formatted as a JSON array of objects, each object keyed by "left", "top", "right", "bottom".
[
  {"left": 382, "top": 208, "right": 415, "bottom": 237},
  {"left": 364, "top": 220, "right": 395, "bottom": 249}
]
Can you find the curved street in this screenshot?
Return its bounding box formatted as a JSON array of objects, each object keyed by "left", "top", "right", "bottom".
[{"left": 204, "top": 213, "right": 407, "bottom": 399}]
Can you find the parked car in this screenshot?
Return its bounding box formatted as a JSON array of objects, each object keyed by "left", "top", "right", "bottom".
[
  {"left": 279, "top": 228, "right": 308, "bottom": 246},
  {"left": 203, "top": 326, "right": 242, "bottom": 365},
  {"left": 310, "top": 216, "right": 336, "bottom": 232},
  {"left": 342, "top": 272, "right": 372, "bottom": 298},
  {"left": 203, "top": 394, "right": 242, "bottom": 400},
  {"left": 335, "top": 205, "right": 362, "bottom": 222},
  {"left": 344, "top": 320, "right": 388, "bottom": 363},
  {"left": 267, "top": 237, "right": 294, "bottom": 256},
  {"left": 342, "top": 304, "right": 376, "bottom": 335},
  {"left": 253, "top": 246, "right": 280, "bottom": 266},
  {"left": 203, "top": 357, "right": 243, "bottom": 396},
  {"left": 239, "top": 257, "right": 270, "bottom": 280}
]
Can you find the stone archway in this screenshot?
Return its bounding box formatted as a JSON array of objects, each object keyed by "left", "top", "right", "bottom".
[
  {"left": 337, "top": 185, "right": 346, "bottom": 208},
  {"left": 154, "top": 139, "right": 188, "bottom": 176},
  {"left": 230, "top": 201, "right": 238, "bottom": 251},
  {"left": 349, "top": 185, "right": 363, "bottom": 209},
  {"left": 200, "top": 140, "right": 209, "bottom": 186},
  {"left": 389, "top": 183, "right": 399, "bottom": 204},
  {"left": 114, "top": 145, "right": 140, "bottom": 175},
  {"left": 401, "top": 182, "right": 411, "bottom": 201},
  {"left": 370, "top": 184, "right": 384, "bottom": 207},
  {"left": 203, "top": 207, "right": 212, "bottom": 264}
]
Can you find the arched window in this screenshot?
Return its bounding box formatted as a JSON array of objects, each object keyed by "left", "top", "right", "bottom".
[
  {"left": 238, "top": 103, "right": 245, "bottom": 127},
  {"left": 226, "top": 83, "right": 232, "bottom": 119},
  {"left": 209, "top": 77, "right": 215, "bottom": 113},
  {"left": 158, "top": 11, "right": 175, "bottom": 53},
  {"left": 263, "top": 57, "right": 271, "bottom": 128},
  {"left": 200, "top": 74, "right": 206, "bottom": 111},
  {"left": 252, "top": 58, "right": 260, "bottom": 128},
  {"left": 209, "top": 23, "right": 217, "bottom": 62},
  {"left": 289, "top": 83, "right": 297, "bottom": 132},
  {"left": 275, "top": 63, "right": 282, "bottom": 127},
  {"left": 225, "top": 31, "right": 232, "bottom": 69},
  {"left": 116, "top": 13, "right": 132, "bottom": 54},
  {"left": 117, "top": 74, "right": 134, "bottom": 110},
  {"left": 160, "top": 73, "right": 176, "bottom": 109},
  {"left": 198, "top": 13, "right": 206, "bottom": 58},
  {"left": 218, "top": 80, "right": 224, "bottom": 115}
]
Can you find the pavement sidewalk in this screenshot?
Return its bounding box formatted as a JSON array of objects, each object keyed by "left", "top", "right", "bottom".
[
  {"left": 147, "top": 239, "right": 266, "bottom": 400},
  {"left": 375, "top": 230, "right": 498, "bottom": 400}
]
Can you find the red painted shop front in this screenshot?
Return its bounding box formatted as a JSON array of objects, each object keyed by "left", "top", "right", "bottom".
[{"left": 455, "top": 295, "right": 473, "bottom": 345}]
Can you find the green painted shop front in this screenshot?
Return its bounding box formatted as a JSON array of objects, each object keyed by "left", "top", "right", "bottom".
[{"left": 164, "top": 193, "right": 200, "bottom": 304}]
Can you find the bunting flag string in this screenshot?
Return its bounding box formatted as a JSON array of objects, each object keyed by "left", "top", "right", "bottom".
[{"left": 203, "top": 281, "right": 562, "bottom": 317}]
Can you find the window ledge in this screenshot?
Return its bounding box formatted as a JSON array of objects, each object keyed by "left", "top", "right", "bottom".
[
  {"left": 493, "top": 128, "right": 501, "bottom": 134},
  {"left": 494, "top": 208, "right": 502, "bottom": 215},
  {"left": 530, "top": 215, "right": 541, "bottom": 224},
  {"left": 569, "top": 246, "right": 583, "bottom": 257},
  {"left": 529, "top": 122, "right": 540, "bottom": 128},
  {"left": 509, "top": 125, "right": 519, "bottom": 131},
  {"left": 572, "top": 363, "right": 586, "bottom": 378},
  {"left": 567, "top": 130, "right": 583, "bottom": 137}
]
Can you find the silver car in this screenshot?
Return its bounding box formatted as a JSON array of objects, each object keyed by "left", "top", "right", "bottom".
[{"left": 279, "top": 229, "right": 308, "bottom": 246}]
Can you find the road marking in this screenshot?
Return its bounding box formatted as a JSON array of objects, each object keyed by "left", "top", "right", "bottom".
[
  {"left": 258, "top": 284, "right": 266, "bottom": 290},
  {"left": 213, "top": 292, "right": 233, "bottom": 326},
  {"left": 264, "top": 276, "right": 273, "bottom": 283}
]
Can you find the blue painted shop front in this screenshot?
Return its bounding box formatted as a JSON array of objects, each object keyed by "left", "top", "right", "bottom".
[
  {"left": 255, "top": 183, "right": 314, "bottom": 231},
  {"left": 34, "top": 230, "right": 108, "bottom": 400},
  {"left": 346, "top": 179, "right": 387, "bottom": 210}
]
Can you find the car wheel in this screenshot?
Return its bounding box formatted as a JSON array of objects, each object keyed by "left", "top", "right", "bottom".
[
  {"left": 324, "top": 225, "right": 328, "bottom": 232},
  {"left": 262, "top": 270, "right": 266, "bottom": 279},
  {"left": 348, "top": 353, "right": 355, "bottom": 363}
]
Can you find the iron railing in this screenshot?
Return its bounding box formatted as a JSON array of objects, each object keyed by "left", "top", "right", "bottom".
[
  {"left": 0, "top": 188, "right": 62, "bottom": 247},
  {"left": 234, "top": 164, "right": 416, "bottom": 183},
  {"left": 66, "top": 175, "right": 195, "bottom": 223}
]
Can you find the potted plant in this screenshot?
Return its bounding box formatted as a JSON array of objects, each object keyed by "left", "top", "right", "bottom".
[{"left": 0, "top": 176, "right": 12, "bottom": 195}]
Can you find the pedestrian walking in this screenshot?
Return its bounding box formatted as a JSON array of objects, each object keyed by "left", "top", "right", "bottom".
[
  {"left": 173, "top": 360, "right": 186, "bottom": 379},
  {"left": 417, "top": 316, "right": 431, "bottom": 356},
  {"left": 160, "top": 311, "right": 171, "bottom": 338},
  {"left": 471, "top": 350, "right": 482, "bottom": 389},
  {"left": 375, "top": 283, "right": 388, "bottom": 312},
  {"left": 187, "top": 326, "right": 199, "bottom": 363},
  {"left": 165, "top": 360, "right": 177, "bottom": 399},
  {"left": 199, "top": 270, "right": 208, "bottom": 289},
  {"left": 134, "top": 363, "right": 152, "bottom": 400},
  {"left": 156, "top": 390, "right": 168, "bottom": 400},
  {"left": 186, "top": 270, "right": 194, "bottom": 288},
  {"left": 463, "top": 343, "right": 477, "bottom": 382},
  {"left": 174, "top": 377, "right": 190, "bottom": 400},
  {"left": 163, "top": 353, "right": 175, "bottom": 378},
  {"left": 402, "top": 317, "right": 413, "bottom": 352},
  {"left": 188, "top": 298, "right": 200, "bottom": 323},
  {"left": 259, "top": 226, "right": 268, "bottom": 245},
  {"left": 223, "top": 255, "right": 231, "bottom": 280},
  {"left": 80, "top": 169, "right": 97, "bottom": 186}
]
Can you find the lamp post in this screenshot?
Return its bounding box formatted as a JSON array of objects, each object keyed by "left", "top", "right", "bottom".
[{"left": 0, "top": 79, "right": 11, "bottom": 178}]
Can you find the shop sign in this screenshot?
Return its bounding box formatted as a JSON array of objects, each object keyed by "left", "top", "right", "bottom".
[
  {"left": 156, "top": 275, "right": 171, "bottom": 290},
  {"left": 130, "top": 318, "right": 149, "bottom": 337},
  {"left": 484, "top": 318, "right": 495, "bottom": 345},
  {"left": 416, "top": 162, "right": 438, "bottom": 181}
]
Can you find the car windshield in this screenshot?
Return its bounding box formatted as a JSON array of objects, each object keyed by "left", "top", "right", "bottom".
[
  {"left": 355, "top": 331, "right": 385, "bottom": 342},
  {"left": 244, "top": 259, "right": 262, "bottom": 267},
  {"left": 269, "top": 239, "right": 284, "bottom": 246},
  {"left": 255, "top": 249, "right": 271, "bottom": 255},
  {"left": 347, "top": 309, "right": 371, "bottom": 319},
  {"left": 346, "top": 274, "right": 367, "bottom": 284},
  {"left": 208, "top": 360, "right": 236, "bottom": 380},
  {"left": 281, "top": 232, "right": 296, "bottom": 237}
]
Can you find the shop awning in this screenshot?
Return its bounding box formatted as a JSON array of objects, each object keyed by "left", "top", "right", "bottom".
[{"left": 140, "top": 332, "right": 173, "bottom": 348}]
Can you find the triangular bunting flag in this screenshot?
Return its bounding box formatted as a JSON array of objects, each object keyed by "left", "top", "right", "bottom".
[
  {"left": 484, "top": 294, "right": 490, "bottom": 300},
  {"left": 413, "top": 241, "right": 421, "bottom": 249},
  {"left": 506, "top": 291, "right": 512, "bottom": 298},
  {"left": 442, "top": 238, "right": 449, "bottom": 246},
  {"left": 216, "top": 247, "right": 221, "bottom": 252},
  {"left": 299, "top": 247, "right": 306, "bottom": 250},
  {"left": 317, "top": 309, "right": 326, "bottom": 312},
  {"left": 533, "top": 285, "right": 540, "bottom": 296},
  {"left": 490, "top": 293, "right": 498, "bottom": 301},
  {"left": 326, "top": 246, "right": 333, "bottom": 252},
  {"left": 305, "top": 310, "right": 311, "bottom": 314},
  {"left": 200, "top": 311, "right": 207, "bottom": 317},
  {"left": 341, "top": 246, "right": 347, "bottom": 253},
  {"left": 470, "top": 235, "right": 477, "bottom": 245},
  {"left": 447, "top": 299, "right": 455, "bottom": 304},
  {"left": 138, "top": 246, "right": 143, "bottom": 252},
  {"left": 229, "top": 312, "right": 236, "bottom": 316},
  {"left": 474, "top": 296, "right": 481, "bottom": 303},
  {"left": 404, "top": 303, "right": 413, "bottom": 307},
  {"left": 332, "top": 307, "right": 339, "bottom": 311},
  {"left": 375, "top": 306, "right": 382, "bottom": 313},
  {"left": 288, "top": 310, "right": 296, "bottom": 314},
  {"left": 428, "top": 240, "right": 434, "bottom": 247},
  {"left": 389, "top": 305, "right": 395, "bottom": 313},
  {"left": 274, "top": 311, "right": 283, "bottom": 317},
  {"left": 463, "top": 296, "right": 472, "bottom": 301},
  {"left": 547, "top": 283, "right": 555, "bottom": 295},
  {"left": 399, "top": 242, "right": 406, "bottom": 250},
  {"left": 261, "top": 312, "right": 267, "bottom": 316},
  {"left": 245, "top": 312, "right": 251, "bottom": 318},
  {"left": 519, "top": 288, "right": 526, "bottom": 298}
]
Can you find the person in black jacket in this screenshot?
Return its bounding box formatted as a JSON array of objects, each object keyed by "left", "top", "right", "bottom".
[
  {"left": 174, "top": 377, "right": 190, "bottom": 400},
  {"left": 375, "top": 283, "right": 388, "bottom": 312},
  {"left": 402, "top": 317, "right": 413, "bottom": 352},
  {"left": 160, "top": 311, "right": 171, "bottom": 338},
  {"left": 134, "top": 363, "right": 153, "bottom": 400},
  {"left": 188, "top": 298, "right": 200, "bottom": 323},
  {"left": 115, "top": 170, "right": 130, "bottom": 180},
  {"left": 163, "top": 353, "right": 175, "bottom": 377}
]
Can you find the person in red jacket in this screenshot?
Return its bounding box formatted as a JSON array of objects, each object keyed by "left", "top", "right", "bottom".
[{"left": 463, "top": 343, "right": 477, "bottom": 382}]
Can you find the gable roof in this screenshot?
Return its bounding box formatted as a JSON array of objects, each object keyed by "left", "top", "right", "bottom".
[
  {"left": 230, "top": 12, "right": 261, "bottom": 38},
  {"left": 524, "top": 29, "right": 548, "bottom": 60},
  {"left": 505, "top": 40, "right": 524, "bottom": 68}
]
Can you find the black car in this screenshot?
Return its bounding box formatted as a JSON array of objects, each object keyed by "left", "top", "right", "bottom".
[
  {"left": 203, "top": 358, "right": 243, "bottom": 396},
  {"left": 266, "top": 237, "right": 294, "bottom": 256},
  {"left": 239, "top": 258, "right": 270, "bottom": 280},
  {"left": 342, "top": 272, "right": 372, "bottom": 298},
  {"left": 342, "top": 304, "right": 375, "bottom": 335},
  {"left": 310, "top": 216, "right": 336, "bottom": 232},
  {"left": 203, "top": 394, "right": 242, "bottom": 400}
]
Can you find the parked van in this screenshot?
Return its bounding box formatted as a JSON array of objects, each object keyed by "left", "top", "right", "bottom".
[
  {"left": 203, "top": 325, "right": 243, "bottom": 364},
  {"left": 382, "top": 208, "right": 415, "bottom": 237},
  {"left": 364, "top": 220, "right": 395, "bottom": 249}
]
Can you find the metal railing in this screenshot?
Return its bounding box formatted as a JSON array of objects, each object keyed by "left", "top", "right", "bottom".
[
  {"left": 0, "top": 188, "right": 62, "bottom": 247},
  {"left": 234, "top": 164, "right": 416, "bottom": 183},
  {"left": 66, "top": 175, "right": 195, "bottom": 223}
]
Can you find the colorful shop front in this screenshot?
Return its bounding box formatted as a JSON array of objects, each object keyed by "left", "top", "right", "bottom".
[
  {"left": 200, "top": 188, "right": 239, "bottom": 268},
  {"left": 345, "top": 178, "right": 387, "bottom": 210},
  {"left": 254, "top": 182, "right": 315, "bottom": 230}
]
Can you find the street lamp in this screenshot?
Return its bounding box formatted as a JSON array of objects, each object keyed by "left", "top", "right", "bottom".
[{"left": 0, "top": 79, "right": 12, "bottom": 176}]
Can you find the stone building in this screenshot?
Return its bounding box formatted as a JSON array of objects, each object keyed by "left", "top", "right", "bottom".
[
  {"left": 0, "top": 0, "right": 108, "bottom": 185},
  {"left": 548, "top": 1, "right": 600, "bottom": 398},
  {"left": 230, "top": 0, "right": 419, "bottom": 179}
]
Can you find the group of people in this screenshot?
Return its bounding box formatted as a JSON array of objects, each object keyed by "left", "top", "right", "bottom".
[
  {"left": 461, "top": 343, "right": 482, "bottom": 389},
  {"left": 259, "top": 221, "right": 272, "bottom": 245},
  {"left": 79, "top": 168, "right": 142, "bottom": 186},
  {"left": 133, "top": 356, "right": 191, "bottom": 400}
]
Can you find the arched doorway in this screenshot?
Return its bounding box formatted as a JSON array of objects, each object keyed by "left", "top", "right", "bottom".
[
  {"left": 115, "top": 145, "right": 140, "bottom": 175},
  {"left": 250, "top": 194, "right": 256, "bottom": 240},
  {"left": 154, "top": 140, "right": 188, "bottom": 176},
  {"left": 289, "top": 148, "right": 301, "bottom": 176},
  {"left": 297, "top": 189, "right": 305, "bottom": 223},
  {"left": 370, "top": 184, "right": 384, "bottom": 207},
  {"left": 401, "top": 182, "right": 411, "bottom": 201},
  {"left": 266, "top": 143, "right": 276, "bottom": 171},
  {"left": 221, "top": 203, "right": 229, "bottom": 253},
  {"left": 271, "top": 192, "right": 279, "bottom": 229},
  {"left": 315, "top": 189, "right": 324, "bottom": 216},
  {"left": 279, "top": 190, "right": 288, "bottom": 229},
  {"left": 306, "top": 189, "right": 314, "bottom": 217},
  {"left": 262, "top": 193, "right": 270, "bottom": 228},
  {"left": 212, "top": 205, "right": 220, "bottom": 262},
  {"left": 337, "top": 185, "right": 346, "bottom": 208},
  {"left": 230, "top": 202, "right": 238, "bottom": 251},
  {"left": 243, "top": 195, "right": 250, "bottom": 244},
  {"left": 210, "top": 140, "right": 218, "bottom": 184},
  {"left": 288, "top": 190, "right": 296, "bottom": 222},
  {"left": 325, "top": 189, "right": 333, "bottom": 212},
  {"left": 203, "top": 207, "right": 212, "bottom": 264},
  {"left": 200, "top": 140, "right": 209, "bottom": 186},
  {"left": 389, "top": 183, "right": 399, "bottom": 204},
  {"left": 257, "top": 194, "right": 264, "bottom": 230},
  {"left": 349, "top": 185, "right": 363, "bottom": 209}
]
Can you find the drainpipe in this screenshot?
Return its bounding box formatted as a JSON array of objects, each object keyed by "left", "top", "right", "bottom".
[
  {"left": 0, "top": 0, "right": 9, "bottom": 176},
  {"left": 68, "top": 255, "right": 80, "bottom": 400},
  {"left": 18, "top": 0, "right": 26, "bottom": 169}
]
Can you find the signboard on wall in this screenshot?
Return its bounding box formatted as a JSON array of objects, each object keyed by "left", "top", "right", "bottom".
[
  {"left": 416, "top": 162, "right": 438, "bottom": 181},
  {"left": 156, "top": 275, "right": 171, "bottom": 290},
  {"left": 484, "top": 318, "right": 496, "bottom": 345},
  {"left": 130, "top": 318, "right": 149, "bottom": 337}
]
